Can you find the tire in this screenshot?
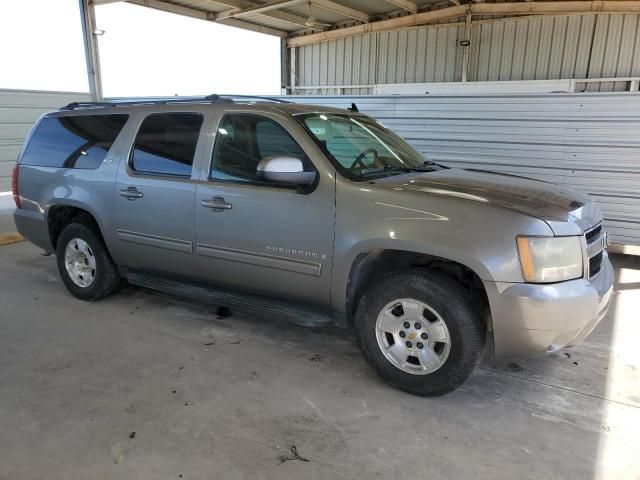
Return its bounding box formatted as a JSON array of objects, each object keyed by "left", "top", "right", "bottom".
[
  {"left": 56, "top": 222, "right": 121, "bottom": 301},
  {"left": 355, "top": 270, "right": 485, "bottom": 396}
]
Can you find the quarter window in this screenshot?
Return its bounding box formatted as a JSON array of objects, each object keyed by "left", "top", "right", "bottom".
[
  {"left": 131, "top": 113, "right": 203, "bottom": 176},
  {"left": 211, "top": 114, "right": 310, "bottom": 183},
  {"left": 20, "top": 114, "right": 129, "bottom": 169}
]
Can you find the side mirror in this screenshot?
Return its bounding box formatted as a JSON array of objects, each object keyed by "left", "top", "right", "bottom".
[{"left": 256, "top": 156, "right": 317, "bottom": 186}]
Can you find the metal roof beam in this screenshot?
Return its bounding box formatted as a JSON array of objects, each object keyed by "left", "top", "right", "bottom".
[
  {"left": 288, "top": 1, "right": 640, "bottom": 47},
  {"left": 125, "top": 0, "right": 288, "bottom": 36},
  {"left": 383, "top": 0, "right": 418, "bottom": 14},
  {"left": 288, "top": 4, "right": 466, "bottom": 46},
  {"left": 208, "top": 0, "right": 327, "bottom": 30},
  {"left": 311, "top": 0, "right": 370, "bottom": 23},
  {"left": 214, "top": 17, "right": 290, "bottom": 36},
  {"left": 472, "top": 0, "right": 640, "bottom": 15},
  {"left": 214, "top": 0, "right": 305, "bottom": 20}
]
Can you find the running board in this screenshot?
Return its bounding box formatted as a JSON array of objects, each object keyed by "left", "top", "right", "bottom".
[{"left": 126, "top": 272, "right": 336, "bottom": 328}]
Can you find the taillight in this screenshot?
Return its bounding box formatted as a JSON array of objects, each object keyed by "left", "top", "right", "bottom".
[{"left": 11, "top": 164, "right": 20, "bottom": 209}]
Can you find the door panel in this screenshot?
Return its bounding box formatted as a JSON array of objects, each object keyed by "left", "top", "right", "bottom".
[
  {"left": 194, "top": 113, "right": 335, "bottom": 305},
  {"left": 112, "top": 112, "right": 204, "bottom": 279},
  {"left": 114, "top": 175, "right": 197, "bottom": 277},
  {"left": 195, "top": 182, "right": 334, "bottom": 305}
]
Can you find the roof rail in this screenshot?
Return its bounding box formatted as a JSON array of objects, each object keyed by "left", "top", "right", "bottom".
[
  {"left": 60, "top": 93, "right": 289, "bottom": 111},
  {"left": 221, "top": 94, "right": 291, "bottom": 104},
  {"left": 60, "top": 95, "right": 233, "bottom": 111}
]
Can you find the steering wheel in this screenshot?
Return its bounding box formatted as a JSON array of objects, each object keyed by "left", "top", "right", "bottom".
[{"left": 350, "top": 148, "right": 379, "bottom": 170}]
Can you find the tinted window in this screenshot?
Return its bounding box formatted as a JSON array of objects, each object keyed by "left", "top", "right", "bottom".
[
  {"left": 131, "top": 113, "right": 203, "bottom": 176},
  {"left": 211, "top": 114, "right": 309, "bottom": 183},
  {"left": 20, "top": 114, "right": 128, "bottom": 169}
]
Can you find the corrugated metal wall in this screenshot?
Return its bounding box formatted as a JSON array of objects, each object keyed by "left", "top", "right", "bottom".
[
  {"left": 469, "top": 15, "right": 596, "bottom": 82},
  {"left": 285, "top": 93, "right": 640, "bottom": 246},
  {"left": 376, "top": 25, "right": 464, "bottom": 84},
  {"left": 291, "top": 13, "right": 640, "bottom": 91},
  {"left": 0, "top": 89, "right": 91, "bottom": 190}
]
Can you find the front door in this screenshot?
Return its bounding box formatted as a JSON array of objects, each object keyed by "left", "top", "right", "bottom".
[
  {"left": 194, "top": 112, "right": 335, "bottom": 306},
  {"left": 113, "top": 111, "right": 205, "bottom": 279}
]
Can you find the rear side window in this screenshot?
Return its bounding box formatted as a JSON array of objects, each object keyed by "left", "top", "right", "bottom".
[
  {"left": 131, "top": 113, "right": 203, "bottom": 177},
  {"left": 20, "top": 114, "right": 128, "bottom": 169}
]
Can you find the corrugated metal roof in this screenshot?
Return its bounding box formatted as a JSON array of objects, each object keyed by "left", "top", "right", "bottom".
[
  {"left": 121, "top": 0, "right": 640, "bottom": 45},
  {"left": 123, "top": 0, "right": 438, "bottom": 36},
  {"left": 123, "top": 1, "right": 526, "bottom": 37}
]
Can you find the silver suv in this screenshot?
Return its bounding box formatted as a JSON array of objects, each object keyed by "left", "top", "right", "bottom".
[{"left": 12, "top": 96, "right": 613, "bottom": 396}]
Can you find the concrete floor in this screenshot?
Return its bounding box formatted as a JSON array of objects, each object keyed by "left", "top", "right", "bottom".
[{"left": 0, "top": 217, "right": 639, "bottom": 479}]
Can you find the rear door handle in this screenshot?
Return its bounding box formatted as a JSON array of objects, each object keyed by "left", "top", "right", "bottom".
[
  {"left": 201, "top": 196, "right": 232, "bottom": 211},
  {"left": 119, "top": 187, "right": 143, "bottom": 200}
]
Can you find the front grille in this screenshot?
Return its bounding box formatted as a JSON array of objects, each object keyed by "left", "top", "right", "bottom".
[
  {"left": 589, "top": 251, "right": 603, "bottom": 277},
  {"left": 585, "top": 224, "right": 602, "bottom": 244},
  {"left": 584, "top": 223, "right": 605, "bottom": 279}
]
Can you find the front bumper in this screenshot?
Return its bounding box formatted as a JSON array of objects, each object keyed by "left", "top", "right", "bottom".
[{"left": 484, "top": 251, "right": 614, "bottom": 359}]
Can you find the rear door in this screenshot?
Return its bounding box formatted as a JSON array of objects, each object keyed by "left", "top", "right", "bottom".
[{"left": 112, "top": 111, "right": 205, "bottom": 279}]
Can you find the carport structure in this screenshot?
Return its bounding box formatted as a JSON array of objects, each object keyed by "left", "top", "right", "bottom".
[
  {"left": 84, "top": 0, "right": 640, "bottom": 99},
  {"left": 78, "top": 0, "right": 640, "bottom": 247},
  {"left": 1, "top": 3, "right": 640, "bottom": 479}
]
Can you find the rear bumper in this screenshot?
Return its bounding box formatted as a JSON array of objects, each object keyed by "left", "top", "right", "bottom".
[
  {"left": 13, "top": 208, "right": 52, "bottom": 252},
  {"left": 484, "top": 251, "right": 614, "bottom": 358}
]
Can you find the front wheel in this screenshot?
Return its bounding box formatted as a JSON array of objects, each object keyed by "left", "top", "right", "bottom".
[{"left": 355, "top": 270, "right": 485, "bottom": 396}]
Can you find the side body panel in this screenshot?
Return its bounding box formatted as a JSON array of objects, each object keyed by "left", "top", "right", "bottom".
[
  {"left": 329, "top": 176, "right": 554, "bottom": 313},
  {"left": 15, "top": 111, "right": 132, "bottom": 253}
]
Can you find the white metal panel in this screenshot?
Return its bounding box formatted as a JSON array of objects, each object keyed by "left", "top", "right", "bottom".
[
  {"left": 470, "top": 15, "right": 597, "bottom": 82},
  {"left": 292, "top": 13, "right": 640, "bottom": 92},
  {"left": 586, "top": 14, "right": 640, "bottom": 91},
  {"left": 284, "top": 93, "right": 640, "bottom": 246},
  {"left": 375, "top": 79, "right": 573, "bottom": 94},
  {"left": 0, "top": 89, "right": 91, "bottom": 190},
  {"left": 376, "top": 24, "right": 464, "bottom": 84}
]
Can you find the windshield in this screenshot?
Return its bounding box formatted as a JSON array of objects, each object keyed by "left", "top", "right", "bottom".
[{"left": 297, "top": 113, "right": 437, "bottom": 180}]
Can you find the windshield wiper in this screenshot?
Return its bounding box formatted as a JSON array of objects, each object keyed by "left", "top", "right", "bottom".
[
  {"left": 359, "top": 163, "right": 439, "bottom": 177},
  {"left": 358, "top": 165, "right": 413, "bottom": 177}
]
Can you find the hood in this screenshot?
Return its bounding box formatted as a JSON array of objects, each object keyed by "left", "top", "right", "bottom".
[{"left": 373, "top": 168, "right": 601, "bottom": 235}]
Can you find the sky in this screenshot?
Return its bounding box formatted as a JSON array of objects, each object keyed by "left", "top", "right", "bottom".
[{"left": 0, "top": 0, "right": 282, "bottom": 96}]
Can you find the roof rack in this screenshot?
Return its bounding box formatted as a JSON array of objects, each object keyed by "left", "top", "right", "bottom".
[
  {"left": 223, "top": 94, "right": 290, "bottom": 104},
  {"left": 60, "top": 94, "right": 289, "bottom": 111}
]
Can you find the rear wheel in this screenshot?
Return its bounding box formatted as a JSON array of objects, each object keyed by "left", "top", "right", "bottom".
[
  {"left": 355, "top": 270, "right": 485, "bottom": 396},
  {"left": 56, "top": 223, "right": 121, "bottom": 301}
]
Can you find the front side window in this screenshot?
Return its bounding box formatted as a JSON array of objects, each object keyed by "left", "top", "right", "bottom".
[
  {"left": 298, "top": 113, "right": 438, "bottom": 181},
  {"left": 211, "top": 114, "right": 311, "bottom": 183},
  {"left": 131, "top": 113, "right": 203, "bottom": 177},
  {"left": 20, "top": 114, "right": 129, "bottom": 169}
]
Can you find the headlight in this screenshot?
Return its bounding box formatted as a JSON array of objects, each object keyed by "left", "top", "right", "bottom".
[{"left": 516, "top": 236, "right": 583, "bottom": 283}]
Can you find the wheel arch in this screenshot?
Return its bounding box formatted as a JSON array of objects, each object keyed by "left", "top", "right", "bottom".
[
  {"left": 46, "top": 202, "right": 107, "bottom": 251},
  {"left": 341, "top": 244, "right": 491, "bottom": 331}
]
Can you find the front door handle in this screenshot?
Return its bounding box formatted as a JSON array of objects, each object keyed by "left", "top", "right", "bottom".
[
  {"left": 119, "top": 187, "right": 143, "bottom": 200},
  {"left": 201, "top": 196, "right": 232, "bottom": 211}
]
